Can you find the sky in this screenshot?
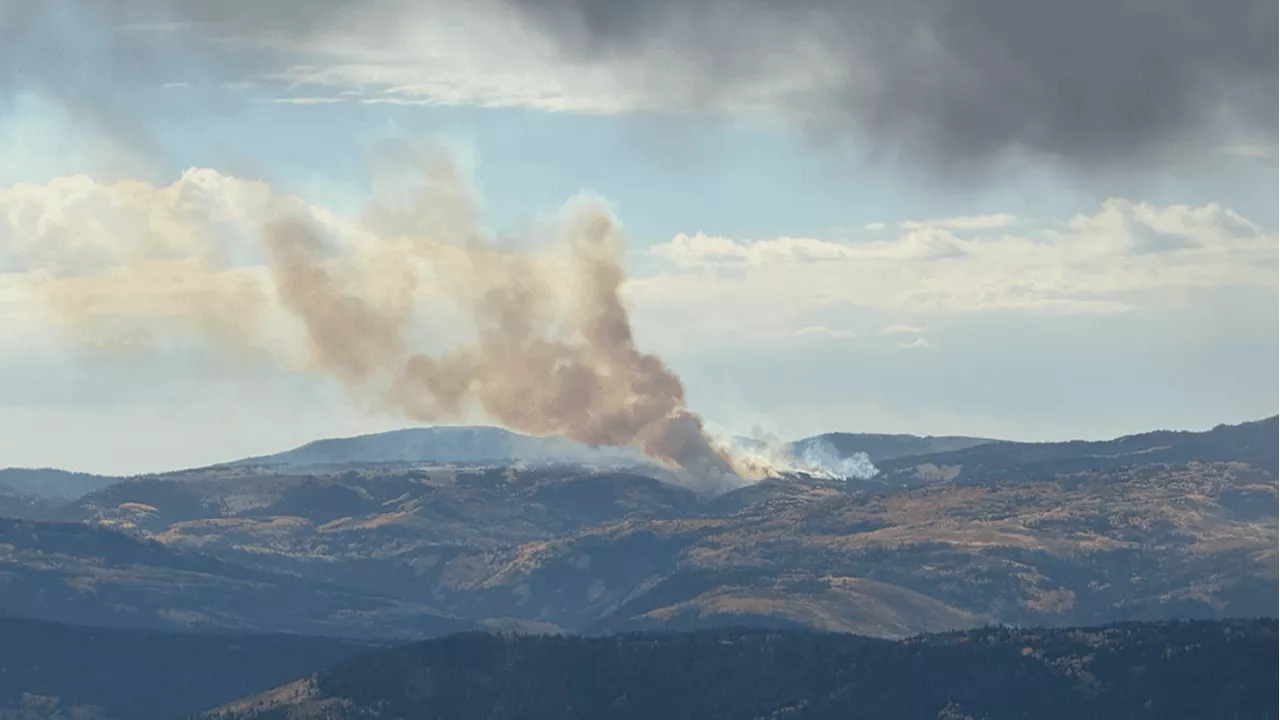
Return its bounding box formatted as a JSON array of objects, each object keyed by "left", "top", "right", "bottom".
[{"left": 0, "top": 0, "right": 1276, "bottom": 475}]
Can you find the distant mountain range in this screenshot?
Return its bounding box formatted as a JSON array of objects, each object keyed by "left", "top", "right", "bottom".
[
  {"left": 228, "top": 426, "right": 651, "bottom": 469},
  {"left": 1, "top": 424, "right": 996, "bottom": 502},
  {"left": 229, "top": 425, "right": 997, "bottom": 473},
  {"left": 0, "top": 416, "right": 1272, "bottom": 643},
  {"left": 875, "top": 415, "right": 1280, "bottom": 483},
  {"left": 0, "top": 416, "right": 1275, "bottom": 718}
]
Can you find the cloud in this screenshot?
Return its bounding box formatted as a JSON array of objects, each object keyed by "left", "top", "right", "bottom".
[
  {"left": 652, "top": 228, "right": 966, "bottom": 266},
  {"left": 880, "top": 324, "right": 922, "bottom": 335},
  {"left": 795, "top": 326, "right": 856, "bottom": 340},
  {"left": 896, "top": 337, "right": 933, "bottom": 349},
  {"left": 901, "top": 213, "right": 1019, "bottom": 231},
  {"left": 0, "top": 161, "right": 760, "bottom": 491},
  {"left": 636, "top": 198, "right": 1278, "bottom": 329},
  {"left": 2, "top": 0, "right": 1273, "bottom": 174},
  {"left": 495, "top": 0, "right": 1277, "bottom": 170}
]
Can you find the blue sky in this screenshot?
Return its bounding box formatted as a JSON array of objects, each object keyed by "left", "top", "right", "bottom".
[{"left": 0, "top": 0, "right": 1276, "bottom": 474}]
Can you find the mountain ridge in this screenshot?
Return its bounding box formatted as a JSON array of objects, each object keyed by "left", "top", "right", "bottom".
[
  {"left": 0, "top": 416, "right": 1272, "bottom": 643},
  {"left": 205, "top": 619, "right": 1279, "bottom": 720},
  {"left": 0, "top": 468, "right": 121, "bottom": 500}
]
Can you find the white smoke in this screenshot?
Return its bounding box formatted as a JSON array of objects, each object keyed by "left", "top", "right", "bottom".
[
  {"left": 719, "top": 433, "right": 879, "bottom": 481},
  {"left": 792, "top": 437, "right": 878, "bottom": 481}
]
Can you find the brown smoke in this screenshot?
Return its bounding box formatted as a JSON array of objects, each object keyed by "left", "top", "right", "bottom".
[
  {"left": 7, "top": 151, "right": 747, "bottom": 490},
  {"left": 253, "top": 157, "right": 743, "bottom": 492}
]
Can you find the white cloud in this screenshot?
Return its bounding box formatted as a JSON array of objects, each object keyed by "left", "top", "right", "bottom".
[
  {"left": 900, "top": 213, "right": 1019, "bottom": 231},
  {"left": 634, "top": 198, "right": 1278, "bottom": 344},
  {"left": 880, "top": 324, "right": 922, "bottom": 335},
  {"left": 862, "top": 221, "right": 887, "bottom": 231},
  {"left": 895, "top": 336, "right": 933, "bottom": 349},
  {"left": 652, "top": 227, "right": 966, "bottom": 266},
  {"left": 795, "top": 326, "right": 856, "bottom": 339},
  {"left": 0, "top": 168, "right": 415, "bottom": 365}
]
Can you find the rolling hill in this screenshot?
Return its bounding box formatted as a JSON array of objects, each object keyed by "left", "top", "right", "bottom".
[
  {"left": 0, "top": 417, "right": 1272, "bottom": 640},
  {"left": 0, "top": 617, "right": 373, "bottom": 720},
  {"left": 873, "top": 415, "right": 1280, "bottom": 488},
  {"left": 227, "top": 426, "right": 649, "bottom": 469},
  {"left": 0, "top": 469, "right": 120, "bottom": 501},
  {"left": 205, "top": 619, "right": 1279, "bottom": 720},
  {"left": 226, "top": 425, "right": 995, "bottom": 474},
  {"left": 0, "top": 517, "right": 473, "bottom": 640}
]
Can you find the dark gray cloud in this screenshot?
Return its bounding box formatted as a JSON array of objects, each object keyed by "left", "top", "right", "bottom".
[
  {"left": 3, "top": 0, "right": 1274, "bottom": 174},
  {"left": 499, "top": 0, "right": 1277, "bottom": 170}
]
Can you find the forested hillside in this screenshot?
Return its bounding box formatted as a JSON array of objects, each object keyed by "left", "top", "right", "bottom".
[{"left": 208, "top": 619, "right": 1279, "bottom": 720}]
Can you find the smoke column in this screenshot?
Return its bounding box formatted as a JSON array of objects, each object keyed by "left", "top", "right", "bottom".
[
  {"left": 5, "top": 153, "right": 874, "bottom": 490},
  {"left": 261, "top": 207, "right": 741, "bottom": 491}
]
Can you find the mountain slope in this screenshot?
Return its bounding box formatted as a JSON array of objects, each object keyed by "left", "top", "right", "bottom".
[
  {"left": 0, "top": 469, "right": 120, "bottom": 501},
  {"left": 874, "top": 415, "right": 1280, "bottom": 487},
  {"left": 0, "top": 518, "right": 473, "bottom": 640},
  {"left": 0, "top": 617, "right": 373, "bottom": 720},
  {"left": 206, "top": 619, "right": 1279, "bottom": 720},
  {"left": 1, "top": 418, "right": 1272, "bottom": 640},
  {"left": 228, "top": 425, "right": 996, "bottom": 473},
  {"left": 443, "top": 462, "right": 1277, "bottom": 636},
  {"left": 61, "top": 463, "right": 1272, "bottom": 638},
  {"left": 229, "top": 426, "right": 647, "bottom": 468},
  {"left": 791, "top": 432, "right": 992, "bottom": 462}
]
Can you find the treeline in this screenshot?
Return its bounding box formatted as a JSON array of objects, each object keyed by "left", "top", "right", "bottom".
[
  {"left": 0, "top": 617, "right": 371, "bottom": 720},
  {"left": 288, "top": 619, "right": 1277, "bottom": 720}
]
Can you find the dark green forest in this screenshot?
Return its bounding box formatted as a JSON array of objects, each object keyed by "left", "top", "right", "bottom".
[{"left": 222, "top": 619, "right": 1278, "bottom": 719}]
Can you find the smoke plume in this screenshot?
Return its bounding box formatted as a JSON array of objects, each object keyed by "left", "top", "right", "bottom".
[
  {"left": 3, "top": 153, "right": 750, "bottom": 491},
  {"left": 261, "top": 195, "right": 743, "bottom": 491}
]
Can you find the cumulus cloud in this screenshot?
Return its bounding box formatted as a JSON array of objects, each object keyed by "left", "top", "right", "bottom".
[
  {"left": 636, "top": 199, "right": 1278, "bottom": 330},
  {"left": 653, "top": 228, "right": 967, "bottom": 266},
  {"left": 0, "top": 160, "right": 773, "bottom": 492}
]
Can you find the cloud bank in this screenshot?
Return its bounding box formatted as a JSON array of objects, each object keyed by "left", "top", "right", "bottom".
[{"left": 2, "top": 0, "right": 1274, "bottom": 173}]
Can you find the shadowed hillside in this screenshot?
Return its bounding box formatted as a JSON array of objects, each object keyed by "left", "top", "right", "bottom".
[
  {"left": 873, "top": 415, "right": 1280, "bottom": 488},
  {"left": 206, "top": 619, "right": 1279, "bottom": 720},
  {"left": 0, "top": 518, "right": 473, "bottom": 640},
  {"left": 0, "top": 469, "right": 120, "bottom": 501},
  {"left": 0, "top": 618, "right": 373, "bottom": 720}
]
